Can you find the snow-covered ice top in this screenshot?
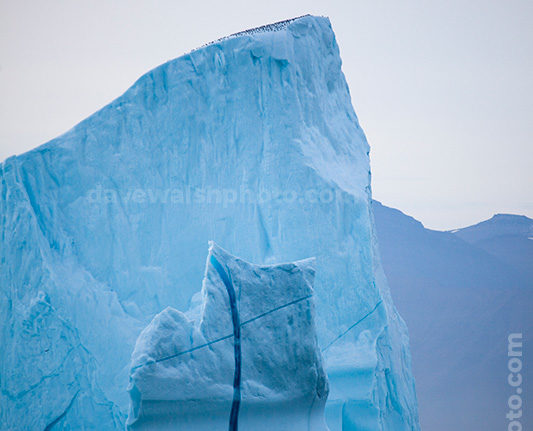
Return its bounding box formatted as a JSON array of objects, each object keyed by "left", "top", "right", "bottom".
[
  {"left": 127, "top": 242, "right": 328, "bottom": 430},
  {"left": 0, "top": 15, "right": 419, "bottom": 430}
]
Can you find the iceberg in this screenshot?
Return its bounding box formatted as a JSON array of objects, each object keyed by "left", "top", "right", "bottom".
[
  {"left": 0, "top": 15, "right": 419, "bottom": 430},
  {"left": 127, "top": 242, "right": 328, "bottom": 430}
]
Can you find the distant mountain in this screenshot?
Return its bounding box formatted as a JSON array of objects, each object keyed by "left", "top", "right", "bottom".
[
  {"left": 452, "top": 214, "right": 533, "bottom": 279},
  {"left": 373, "top": 201, "right": 531, "bottom": 431}
]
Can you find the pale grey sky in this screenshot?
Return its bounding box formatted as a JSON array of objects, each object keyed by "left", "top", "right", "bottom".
[{"left": 1, "top": 0, "right": 531, "bottom": 229}]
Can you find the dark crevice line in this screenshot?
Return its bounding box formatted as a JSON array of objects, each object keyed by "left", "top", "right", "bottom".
[
  {"left": 135, "top": 294, "right": 379, "bottom": 371},
  {"left": 43, "top": 390, "right": 79, "bottom": 431},
  {"left": 132, "top": 295, "right": 313, "bottom": 371},
  {"left": 134, "top": 297, "right": 313, "bottom": 371},
  {"left": 210, "top": 255, "right": 241, "bottom": 431},
  {"left": 132, "top": 333, "right": 234, "bottom": 370},
  {"left": 240, "top": 295, "right": 312, "bottom": 327},
  {"left": 321, "top": 300, "right": 384, "bottom": 353}
]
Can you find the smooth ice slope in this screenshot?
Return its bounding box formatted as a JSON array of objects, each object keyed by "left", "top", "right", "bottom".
[
  {"left": 128, "top": 242, "right": 328, "bottom": 430},
  {"left": 0, "top": 15, "right": 419, "bottom": 430}
]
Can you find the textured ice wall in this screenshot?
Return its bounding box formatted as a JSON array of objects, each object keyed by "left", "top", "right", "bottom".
[
  {"left": 0, "top": 15, "right": 419, "bottom": 430},
  {"left": 127, "top": 242, "right": 328, "bottom": 430}
]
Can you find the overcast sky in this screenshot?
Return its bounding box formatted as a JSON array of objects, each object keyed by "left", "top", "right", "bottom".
[{"left": 1, "top": 0, "right": 531, "bottom": 229}]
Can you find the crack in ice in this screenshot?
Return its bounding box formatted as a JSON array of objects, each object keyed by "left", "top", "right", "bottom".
[
  {"left": 209, "top": 254, "right": 241, "bottom": 431},
  {"left": 131, "top": 295, "right": 313, "bottom": 370},
  {"left": 321, "top": 300, "right": 384, "bottom": 353},
  {"left": 43, "top": 390, "right": 79, "bottom": 431}
]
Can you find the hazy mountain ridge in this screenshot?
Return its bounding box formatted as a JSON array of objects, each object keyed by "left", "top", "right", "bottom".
[
  {"left": 373, "top": 200, "right": 531, "bottom": 431},
  {"left": 451, "top": 213, "right": 533, "bottom": 279}
]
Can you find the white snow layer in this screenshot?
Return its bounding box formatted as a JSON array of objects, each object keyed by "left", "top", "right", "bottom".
[{"left": 0, "top": 15, "right": 419, "bottom": 430}]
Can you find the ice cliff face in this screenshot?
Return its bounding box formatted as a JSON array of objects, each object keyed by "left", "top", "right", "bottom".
[
  {"left": 128, "top": 242, "right": 328, "bottom": 430},
  {"left": 0, "top": 15, "right": 419, "bottom": 430}
]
